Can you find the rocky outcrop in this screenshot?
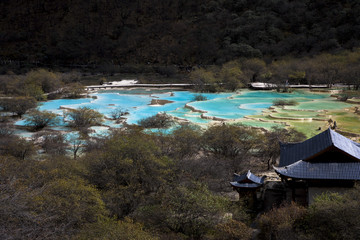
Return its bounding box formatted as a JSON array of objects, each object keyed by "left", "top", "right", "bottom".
[
  {"left": 184, "top": 104, "right": 207, "bottom": 113},
  {"left": 149, "top": 99, "right": 174, "bottom": 105}
]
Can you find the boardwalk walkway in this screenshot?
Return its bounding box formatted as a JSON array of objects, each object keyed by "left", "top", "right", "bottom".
[
  {"left": 86, "top": 83, "right": 194, "bottom": 90},
  {"left": 249, "top": 82, "right": 329, "bottom": 90}
]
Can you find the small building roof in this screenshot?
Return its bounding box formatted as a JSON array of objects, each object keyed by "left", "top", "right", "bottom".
[
  {"left": 274, "top": 160, "right": 360, "bottom": 180},
  {"left": 230, "top": 170, "right": 266, "bottom": 189},
  {"left": 230, "top": 182, "right": 263, "bottom": 189},
  {"left": 279, "top": 128, "right": 360, "bottom": 167}
]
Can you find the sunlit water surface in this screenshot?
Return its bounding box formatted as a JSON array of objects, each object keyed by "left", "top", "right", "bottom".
[{"left": 16, "top": 89, "right": 339, "bottom": 137}]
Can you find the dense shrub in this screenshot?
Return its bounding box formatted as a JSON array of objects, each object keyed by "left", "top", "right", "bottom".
[
  {"left": 134, "top": 182, "right": 246, "bottom": 239},
  {"left": 61, "top": 82, "right": 86, "bottom": 99},
  {"left": 0, "top": 155, "right": 111, "bottom": 239},
  {"left": 212, "top": 219, "right": 252, "bottom": 240},
  {"left": 82, "top": 129, "right": 171, "bottom": 217},
  {"left": 169, "top": 124, "right": 202, "bottom": 158},
  {"left": 257, "top": 202, "right": 306, "bottom": 240},
  {"left": 0, "top": 97, "right": 37, "bottom": 117},
  {"left": 193, "top": 94, "right": 208, "bottom": 101},
  {"left": 299, "top": 190, "right": 360, "bottom": 240},
  {"left": 0, "top": 134, "right": 35, "bottom": 160},
  {"left": 273, "top": 99, "right": 298, "bottom": 106},
  {"left": 260, "top": 127, "right": 306, "bottom": 170},
  {"left": 25, "top": 110, "right": 59, "bottom": 130},
  {"left": 258, "top": 189, "right": 360, "bottom": 240},
  {"left": 76, "top": 217, "right": 158, "bottom": 240},
  {"left": 202, "top": 124, "right": 261, "bottom": 158},
  {"left": 110, "top": 107, "right": 129, "bottom": 121},
  {"left": 25, "top": 69, "right": 63, "bottom": 93},
  {"left": 66, "top": 107, "right": 103, "bottom": 129},
  {"left": 34, "top": 131, "right": 67, "bottom": 155},
  {"left": 137, "top": 113, "right": 174, "bottom": 129}
]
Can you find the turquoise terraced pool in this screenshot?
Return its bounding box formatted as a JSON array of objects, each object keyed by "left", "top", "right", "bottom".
[{"left": 15, "top": 89, "right": 354, "bottom": 137}]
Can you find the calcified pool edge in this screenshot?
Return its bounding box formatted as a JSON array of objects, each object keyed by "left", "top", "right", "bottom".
[{"left": 14, "top": 89, "right": 360, "bottom": 139}]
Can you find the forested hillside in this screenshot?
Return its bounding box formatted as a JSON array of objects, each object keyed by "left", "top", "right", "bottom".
[{"left": 1, "top": 0, "right": 360, "bottom": 65}]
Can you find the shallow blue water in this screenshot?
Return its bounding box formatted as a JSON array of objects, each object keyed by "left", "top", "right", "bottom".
[
  {"left": 185, "top": 90, "right": 327, "bottom": 120},
  {"left": 39, "top": 98, "right": 93, "bottom": 112},
  {"left": 15, "top": 90, "right": 328, "bottom": 132}
]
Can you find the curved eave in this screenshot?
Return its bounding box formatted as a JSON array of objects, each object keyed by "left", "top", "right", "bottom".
[
  {"left": 230, "top": 182, "right": 262, "bottom": 189},
  {"left": 274, "top": 161, "right": 360, "bottom": 180},
  {"left": 233, "top": 171, "right": 266, "bottom": 184},
  {"left": 279, "top": 129, "right": 360, "bottom": 167}
]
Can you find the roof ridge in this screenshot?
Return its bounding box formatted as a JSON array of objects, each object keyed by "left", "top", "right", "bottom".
[
  {"left": 328, "top": 128, "right": 335, "bottom": 146},
  {"left": 279, "top": 128, "right": 360, "bottom": 168},
  {"left": 274, "top": 160, "right": 360, "bottom": 180},
  {"left": 246, "top": 170, "right": 251, "bottom": 178}
]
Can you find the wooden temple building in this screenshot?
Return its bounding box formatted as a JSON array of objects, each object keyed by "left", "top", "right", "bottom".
[
  {"left": 274, "top": 128, "right": 360, "bottom": 205},
  {"left": 230, "top": 170, "right": 266, "bottom": 192},
  {"left": 230, "top": 170, "right": 266, "bottom": 207}
]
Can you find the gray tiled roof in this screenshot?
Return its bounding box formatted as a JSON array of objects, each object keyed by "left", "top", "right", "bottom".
[
  {"left": 230, "top": 182, "right": 262, "bottom": 188},
  {"left": 279, "top": 128, "right": 360, "bottom": 167},
  {"left": 274, "top": 160, "right": 360, "bottom": 180},
  {"left": 233, "top": 170, "right": 266, "bottom": 184},
  {"left": 233, "top": 172, "right": 248, "bottom": 182},
  {"left": 331, "top": 129, "right": 360, "bottom": 158}
]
